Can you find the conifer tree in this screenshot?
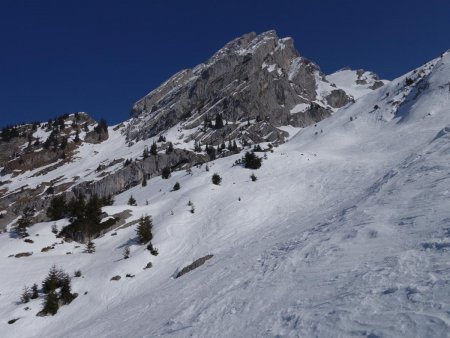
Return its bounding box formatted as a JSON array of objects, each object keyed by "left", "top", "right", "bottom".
[
  {"left": 59, "top": 273, "right": 75, "bottom": 304},
  {"left": 212, "top": 173, "right": 222, "bottom": 185},
  {"left": 215, "top": 113, "right": 224, "bottom": 129},
  {"left": 161, "top": 167, "right": 171, "bottom": 179},
  {"left": 85, "top": 239, "right": 96, "bottom": 253},
  {"left": 47, "top": 195, "right": 67, "bottom": 220},
  {"left": 42, "top": 290, "right": 59, "bottom": 315},
  {"left": 142, "top": 175, "right": 147, "bottom": 187},
  {"left": 123, "top": 246, "right": 130, "bottom": 259},
  {"left": 150, "top": 142, "right": 158, "bottom": 155},
  {"left": 16, "top": 209, "right": 32, "bottom": 238},
  {"left": 31, "top": 283, "right": 39, "bottom": 299},
  {"left": 173, "top": 182, "right": 180, "bottom": 191},
  {"left": 128, "top": 195, "right": 137, "bottom": 206},
  {"left": 136, "top": 215, "right": 153, "bottom": 244},
  {"left": 142, "top": 147, "right": 149, "bottom": 159},
  {"left": 166, "top": 142, "right": 174, "bottom": 154}
]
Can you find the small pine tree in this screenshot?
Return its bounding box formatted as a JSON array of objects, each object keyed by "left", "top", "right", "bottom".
[
  {"left": 85, "top": 239, "right": 95, "bottom": 253},
  {"left": 142, "top": 147, "right": 149, "bottom": 159},
  {"left": 21, "top": 286, "right": 31, "bottom": 303},
  {"left": 242, "top": 151, "right": 262, "bottom": 169},
  {"left": 16, "top": 209, "right": 32, "bottom": 238},
  {"left": 173, "top": 182, "right": 180, "bottom": 191},
  {"left": 212, "top": 173, "right": 222, "bottom": 185},
  {"left": 59, "top": 273, "right": 75, "bottom": 305},
  {"left": 42, "top": 290, "right": 59, "bottom": 315},
  {"left": 42, "top": 265, "right": 63, "bottom": 294},
  {"left": 142, "top": 175, "right": 147, "bottom": 187},
  {"left": 150, "top": 142, "right": 158, "bottom": 155},
  {"left": 51, "top": 224, "right": 58, "bottom": 234},
  {"left": 190, "top": 205, "right": 195, "bottom": 214},
  {"left": 128, "top": 195, "right": 137, "bottom": 206},
  {"left": 161, "top": 167, "right": 171, "bottom": 179},
  {"left": 205, "top": 164, "right": 209, "bottom": 172},
  {"left": 47, "top": 196, "right": 67, "bottom": 220},
  {"left": 136, "top": 215, "right": 153, "bottom": 244},
  {"left": 166, "top": 142, "right": 174, "bottom": 154},
  {"left": 15, "top": 217, "right": 30, "bottom": 238},
  {"left": 74, "top": 130, "right": 80, "bottom": 143},
  {"left": 31, "top": 283, "right": 39, "bottom": 299},
  {"left": 123, "top": 246, "right": 130, "bottom": 259},
  {"left": 250, "top": 173, "right": 257, "bottom": 181},
  {"left": 146, "top": 243, "right": 159, "bottom": 256},
  {"left": 215, "top": 113, "right": 224, "bottom": 129}
]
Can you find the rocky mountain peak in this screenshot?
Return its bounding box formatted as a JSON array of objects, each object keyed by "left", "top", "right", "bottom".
[{"left": 126, "top": 30, "right": 368, "bottom": 146}]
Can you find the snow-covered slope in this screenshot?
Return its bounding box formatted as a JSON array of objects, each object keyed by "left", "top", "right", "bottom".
[
  {"left": 2, "top": 51, "right": 450, "bottom": 338},
  {"left": 326, "top": 68, "right": 387, "bottom": 100}
]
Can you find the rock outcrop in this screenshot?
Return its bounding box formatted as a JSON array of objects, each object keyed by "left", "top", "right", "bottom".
[{"left": 124, "top": 30, "right": 380, "bottom": 146}]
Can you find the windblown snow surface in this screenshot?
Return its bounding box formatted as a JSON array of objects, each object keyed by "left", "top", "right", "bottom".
[{"left": 2, "top": 52, "right": 450, "bottom": 338}]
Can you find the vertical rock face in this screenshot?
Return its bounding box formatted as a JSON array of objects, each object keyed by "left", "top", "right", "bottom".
[{"left": 124, "top": 30, "right": 385, "bottom": 145}]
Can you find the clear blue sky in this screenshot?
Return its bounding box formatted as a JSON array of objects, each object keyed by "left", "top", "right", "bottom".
[{"left": 1, "top": 0, "right": 449, "bottom": 127}]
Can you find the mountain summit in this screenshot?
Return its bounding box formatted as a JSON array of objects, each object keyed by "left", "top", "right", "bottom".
[{"left": 125, "top": 30, "right": 386, "bottom": 145}]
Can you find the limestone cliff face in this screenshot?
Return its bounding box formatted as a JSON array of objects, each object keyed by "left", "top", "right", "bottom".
[{"left": 124, "top": 30, "right": 374, "bottom": 146}]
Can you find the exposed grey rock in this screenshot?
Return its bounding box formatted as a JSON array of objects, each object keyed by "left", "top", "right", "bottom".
[
  {"left": 326, "top": 89, "right": 353, "bottom": 108},
  {"left": 124, "top": 30, "right": 369, "bottom": 146},
  {"left": 175, "top": 254, "right": 213, "bottom": 278}
]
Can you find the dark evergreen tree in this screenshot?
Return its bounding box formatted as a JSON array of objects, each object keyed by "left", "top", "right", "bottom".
[
  {"left": 194, "top": 140, "right": 202, "bottom": 152},
  {"left": 59, "top": 273, "right": 75, "bottom": 304},
  {"left": 142, "top": 175, "right": 147, "bottom": 187},
  {"left": 128, "top": 195, "right": 137, "bottom": 206},
  {"left": 16, "top": 209, "right": 32, "bottom": 238},
  {"left": 250, "top": 173, "right": 257, "bottom": 181},
  {"left": 42, "top": 265, "right": 63, "bottom": 294},
  {"left": 31, "top": 283, "right": 39, "bottom": 299},
  {"left": 136, "top": 215, "right": 153, "bottom": 244},
  {"left": 85, "top": 239, "right": 96, "bottom": 253},
  {"left": 166, "top": 142, "right": 174, "bottom": 154},
  {"left": 74, "top": 130, "right": 80, "bottom": 143},
  {"left": 173, "top": 182, "right": 180, "bottom": 191},
  {"left": 42, "top": 290, "right": 59, "bottom": 315},
  {"left": 150, "top": 142, "right": 158, "bottom": 155},
  {"left": 147, "top": 243, "right": 159, "bottom": 256},
  {"left": 212, "top": 173, "right": 222, "bottom": 185},
  {"left": 142, "top": 147, "right": 149, "bottom": 159},
  {"left": 242, "top": 151, "right": 262, "bottom": 169},
  {"left": 215, "top": 113, "right": 224, "bottom": 129},
  {"left": 161, "top": 167, "right": 171, "bottom": 179},
  {"left": 84, "top": 195, "right": 102, "bottom": 235},
  {"left": 47, "top": 195, "right": 67, "bottom": 220},
  {"left": 60, "top": 137, "right": 68, "bottom": 150},
  {"left": 67, "top": 194, "right": 85, "bottom": 221},
  {"left": 232, "top": 140, "right": 238, "bottom": 152},
  {"left": 101, "top": 194, "right": 114, "bottom": 206},
  {"left": 123, "top": 246, "right": 130, "bottom": 259},
  {"left": 157, "top": 134, "right": 166, "bottom": 143}
]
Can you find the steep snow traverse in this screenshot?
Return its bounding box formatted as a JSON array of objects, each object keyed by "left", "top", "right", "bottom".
[{"left": 1, "top": 31, "right": 450, "bottom": 337}]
